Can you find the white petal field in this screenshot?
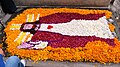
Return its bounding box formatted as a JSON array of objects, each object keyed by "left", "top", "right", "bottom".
[{"left": 39, "top": 16, "right": 114, "bottom": 39}]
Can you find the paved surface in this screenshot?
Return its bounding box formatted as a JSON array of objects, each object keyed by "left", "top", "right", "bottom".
[
  {"left": 13, "top": 0, "right": 111, "bottom": 7},
  {"left": 25, "top": 60, "right": 120, "bottom": 67}
]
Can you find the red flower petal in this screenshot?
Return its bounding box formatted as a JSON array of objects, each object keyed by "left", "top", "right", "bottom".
[{"left": 47, "top": 25, "right": 53, "bottom": 29}]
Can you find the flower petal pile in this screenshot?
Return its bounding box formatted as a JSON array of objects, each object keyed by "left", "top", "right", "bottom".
[{"left": 4, "top": 8, "right": 120, "bottom": 63}]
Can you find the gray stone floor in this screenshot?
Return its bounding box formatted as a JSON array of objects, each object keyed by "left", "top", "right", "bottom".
[
  {"left": 25, "top": 60, "right": 120, "bottom": 67},
  {"left": 3, "top": 58, "right": 120, "bottom": 67}
]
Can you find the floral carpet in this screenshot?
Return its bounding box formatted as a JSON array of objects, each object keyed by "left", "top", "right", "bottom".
[{"left": 4, "top": 8, "right": 120, "bottom": 64}]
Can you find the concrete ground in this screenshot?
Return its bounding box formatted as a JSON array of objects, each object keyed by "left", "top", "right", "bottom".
[{"left": 25, "top": 60, "right": 120, "bottom": 67}]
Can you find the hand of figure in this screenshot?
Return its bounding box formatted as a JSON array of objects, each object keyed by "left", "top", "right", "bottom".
[{"left": 0, "top": 48, "right": 5, "bottom": 56}]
